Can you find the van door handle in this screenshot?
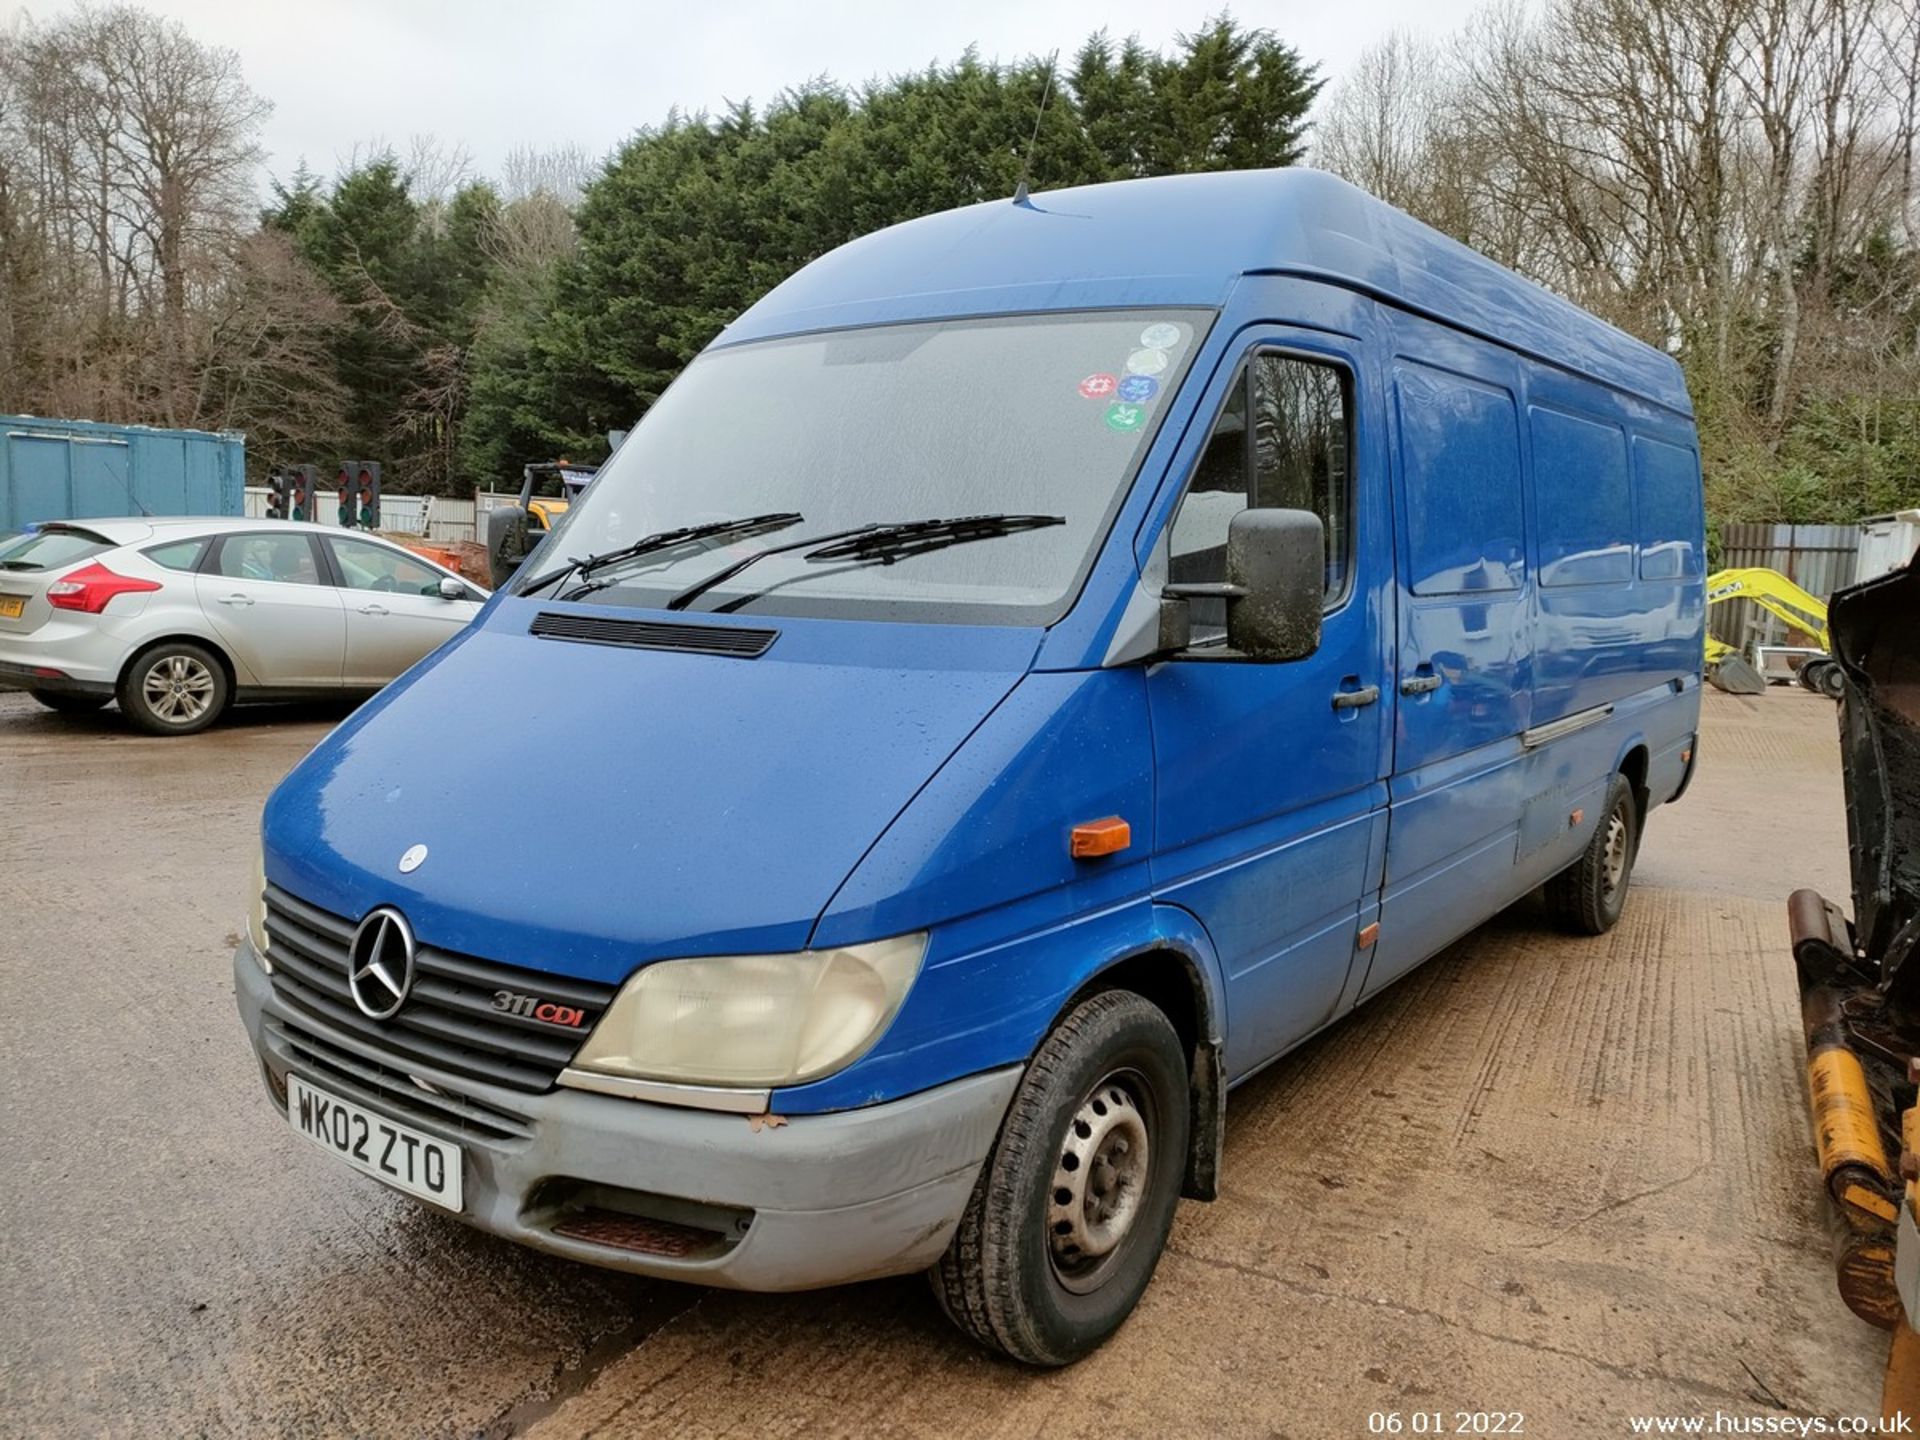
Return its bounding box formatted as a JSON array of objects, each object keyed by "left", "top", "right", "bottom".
[
  {"left": 1331, "top": 683, "right": 1380, "bottom": 711},
  {"left": 217, "top": 593, "right": 254, "bottom": 607},
  {"left": 1401, "top": 673, "right": 1443, "bottom": 696},
  {"left": 358, "top": 603, "right": 389, "bottom": 616}
]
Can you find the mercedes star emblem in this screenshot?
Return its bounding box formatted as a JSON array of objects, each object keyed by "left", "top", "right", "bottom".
[{"left": 346, "top": 907, "right": 416, "bottom": 1021}]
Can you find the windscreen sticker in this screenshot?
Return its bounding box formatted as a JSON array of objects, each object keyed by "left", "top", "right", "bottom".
[
  {"left": 1078, "top": 372, "right": 1120, "bottom": 399},
  {"left": 1125, "top": 348, "right": 1169, "bottom": 377},
  {"left": 1139, "top": 322, "right": 1182, "bottom": 350},
  {"left": 1117, "top": 374, "right": 1159, "bottom": 403},
  {"left": 1105, "top": 402, "right": 1148, "bottom": 432}
]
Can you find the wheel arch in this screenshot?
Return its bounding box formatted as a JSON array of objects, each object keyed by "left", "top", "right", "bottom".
[
  {"left": 1045, "top": 906, "right": 1228, "bottom": 1202},
  {"left": 1613, "top": 736, "right": 1652, "bottom": 826},
  {"left": 117, "top": 632, "right": 241, "bottom": 697}
]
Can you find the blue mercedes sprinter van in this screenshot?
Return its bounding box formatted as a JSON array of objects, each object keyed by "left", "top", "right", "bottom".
[{"left": 235, "top": 169, "right": 1704, "bottom": 1366}]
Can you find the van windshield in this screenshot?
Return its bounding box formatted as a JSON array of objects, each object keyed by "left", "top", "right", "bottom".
[{"left": 524, "top": 309, "right": 1211, "bottom": 624}]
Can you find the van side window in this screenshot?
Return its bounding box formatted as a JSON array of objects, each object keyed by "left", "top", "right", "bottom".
[
  {"left": 1632, "top": 436, "right": 1703, "bottom": 580},
  {"left": 1529, "top": 406, "right": 1634, "bottom": 586},
  {"left": 1168, "top": 353, "right": 1352, "bottom": 637},
  {"left": 1395, "top": 364, "right": 1525, "bottom": 595}
]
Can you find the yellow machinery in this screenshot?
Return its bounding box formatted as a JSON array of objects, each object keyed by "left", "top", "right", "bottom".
[
  {"left": 485, "top": 461, "right": 598, "bottom": 588},
  {"left": 1704, "top": 566, "right": 1840, "bottom": 696},
  {"left": 1784, "top": 556, "right": 1920, "bottom": 1419},
  {"left": 519, "top": 462, "right": 597, "bottom": 533}
]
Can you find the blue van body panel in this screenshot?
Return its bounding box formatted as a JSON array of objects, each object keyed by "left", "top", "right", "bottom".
[
  {"left": 722, "top": 169, "right": 1691, "bottom": 418},
  {"left": 264, "top": 602, "right": 1038, "bottom": 983},
  {"left": 786, "top": 669, "right": 1163, "bottom": 1109}
]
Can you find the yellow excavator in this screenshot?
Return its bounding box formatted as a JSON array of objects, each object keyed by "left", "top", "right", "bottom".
[
  {"left": 1704, "top": 566, "right": 1841, "bottom": 697},
  {"left": 1784, "top": 553, "right": 1920, "bottom": 1419}
]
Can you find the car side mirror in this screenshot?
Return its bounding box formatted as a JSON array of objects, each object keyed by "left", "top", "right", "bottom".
[
  {"left": 1225, "top": 509, "right": 1324, "bottom": 661},
  {"left": 437, "top": 576, "right": 467, "bottom": 601},
  {"left": 486, "top": 505, "right": 531, "bottom": 588}
]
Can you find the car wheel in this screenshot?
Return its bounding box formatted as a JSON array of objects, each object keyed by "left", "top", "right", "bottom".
[
  {"left": 1545, "top": 771, "right": 1638, "bottom": 936},
  {"left": 930, "top": 990, "right": 1189, "bottom": 1367},
  {"left": 28, "top": 689, "right": 110, "bottom": 715},
  {"left": 118, "top": 642, "right": 229, "bottom": 736}
]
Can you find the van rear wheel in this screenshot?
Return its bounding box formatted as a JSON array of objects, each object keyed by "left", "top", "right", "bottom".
[
  {"left": 1545, "top": 772, "right": 1638, "bottom": 936},
  {"left": 929, "top": 990, "right": 1189, "bottom": 1367}
]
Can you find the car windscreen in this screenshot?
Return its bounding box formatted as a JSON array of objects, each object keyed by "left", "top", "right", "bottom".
[
  {"left": 525, "top": 309, "right": 1212, "bottom": 624},
  {"left": 0, "top": 526, "right": 114, "bottom": 571}
]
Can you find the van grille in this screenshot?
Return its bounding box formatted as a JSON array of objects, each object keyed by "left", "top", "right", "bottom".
[
  {"left": 262, "top": 885, "right": 615, "bottom": 1094},
  {"left": 266, "top": 1017, "right": 535, "bottom": 1143},
  {"left": 529, "top": 610, "right": 778, "bottom": 658}
]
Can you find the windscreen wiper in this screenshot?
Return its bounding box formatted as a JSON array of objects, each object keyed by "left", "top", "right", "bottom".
[
  {"left": 517, "top": 513, "right": 803, "bottom": 598},
  {"left": 666, "top": 513, "right": 1066, "bottom": 613},
  {"left": 803, "top": 514, "right": 1065, "bottom": 565}
]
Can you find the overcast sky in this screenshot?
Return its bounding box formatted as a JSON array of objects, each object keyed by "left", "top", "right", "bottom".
[{"left": 7, "top": 0, "right": 1490, "bottom": 186}]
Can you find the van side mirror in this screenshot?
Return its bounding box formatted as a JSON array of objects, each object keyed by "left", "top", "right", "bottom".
[
  {"left": 1225, "top": 509, "right": 1324, "bottom": 661},
  {"left": 487, "top": 505, "right": 531, "bottom": 588}
]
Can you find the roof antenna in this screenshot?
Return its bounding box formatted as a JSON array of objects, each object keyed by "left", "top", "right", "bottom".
[{"left": 1012, "top": 52, "right": 1058, "bottom": 209}]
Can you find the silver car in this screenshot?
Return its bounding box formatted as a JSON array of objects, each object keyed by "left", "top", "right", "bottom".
[{"left": 0, "top": 517, "right": 488, "bottom": 735}]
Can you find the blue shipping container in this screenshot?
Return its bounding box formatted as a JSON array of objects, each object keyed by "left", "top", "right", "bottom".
[{"left": 0, "top": 415, "right": 245, "bottom": 530}]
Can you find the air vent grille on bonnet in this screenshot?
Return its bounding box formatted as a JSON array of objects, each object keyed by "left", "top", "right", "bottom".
[{"left": 529, "top": 611, "right": 778, "bottom": 658}]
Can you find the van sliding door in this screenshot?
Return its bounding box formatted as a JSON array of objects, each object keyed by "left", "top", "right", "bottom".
[{"left": 1361, "top": 320, "right": 1534, "bottom": 999}]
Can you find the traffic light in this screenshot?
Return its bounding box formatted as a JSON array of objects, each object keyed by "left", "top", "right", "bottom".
[
  {"left": 354, "top": 462, "right": 381, "bottom": 530},
  {"left": 265, "top": 471, "right": 289, "bottom": 520},
  {"left": 336, "top": 461, "right": 382, "bottom": 529},
  {"left": 289, "top": 465, "right": 315, "bottom": 523}
]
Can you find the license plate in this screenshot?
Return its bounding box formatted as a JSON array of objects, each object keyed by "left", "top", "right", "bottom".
[
  {"left": 0, "top": 595, "right": 22, "bottom": 619},
  {"left": 286, "top": 1074, "right": 463, "bottom": 1211}
]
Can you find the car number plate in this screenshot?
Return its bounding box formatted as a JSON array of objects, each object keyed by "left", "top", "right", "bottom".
[
  {"left": 286, "top": 1074, "right": 463, "bottom": 1211},
  {"left": 0, "top": 595, "right": 23, "bottom": 619}
]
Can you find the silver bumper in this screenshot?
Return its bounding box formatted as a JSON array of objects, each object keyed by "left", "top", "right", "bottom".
[{"left": 234, "top": 944, "right": 1019, "bottom": 1291}]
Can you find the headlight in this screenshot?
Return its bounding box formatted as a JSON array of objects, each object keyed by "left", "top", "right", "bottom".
[
  {"left": 570, "top": 934, "right": 926, "bottom": 1088},
  {"left": 247, "top": 840, "right": 271, "bottom": 973}
]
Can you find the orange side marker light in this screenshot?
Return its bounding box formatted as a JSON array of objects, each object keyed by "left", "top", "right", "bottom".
[{"left": 1070, "top": 816, "right": 1131, "bottom": 859}]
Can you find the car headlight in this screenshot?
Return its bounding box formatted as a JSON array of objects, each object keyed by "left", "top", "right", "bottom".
[
  {"left": 247, "top": 840, "right": 271, "bottom": 972},
  {"left": 570, "top": 934, "right": 926, "bottom": 1089}
]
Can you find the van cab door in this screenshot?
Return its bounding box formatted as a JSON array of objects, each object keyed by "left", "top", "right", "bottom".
[{"left": 1143, "top": 323, "right": 1394, "bottom": 1078}]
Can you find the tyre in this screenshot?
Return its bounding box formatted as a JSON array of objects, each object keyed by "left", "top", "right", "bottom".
[
  {"left": 1545, "top": 771, "right": 1638, "bottom": 935},
  {"left": 930, "top": 990, "right": 1190, "bottom": 1366},
  {"left": 117, "top": 642, "right": 229, "bottom": 736},
  {"left": 1813, "top": 661, "right": 1847, "bottom": 700},
  {"left": 28, "top": 689, "right": 109, "bottom": 715}
]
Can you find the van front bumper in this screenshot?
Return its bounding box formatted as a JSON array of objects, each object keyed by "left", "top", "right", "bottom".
[{"left": 234, "top": 944, "right": 1019, "bottom": 1291}]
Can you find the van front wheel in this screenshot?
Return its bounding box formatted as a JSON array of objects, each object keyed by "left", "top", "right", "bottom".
[
  {"left": 930, "top": 990, "right": 1189, "bottom": 1367},
  {"left": 1545, "top": 772, "right": 1638, "bottom": 936}
]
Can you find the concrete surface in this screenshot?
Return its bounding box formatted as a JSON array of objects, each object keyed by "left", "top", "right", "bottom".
[{"left": 0, "top": 685, "right": 1889, "bottom": 1438}]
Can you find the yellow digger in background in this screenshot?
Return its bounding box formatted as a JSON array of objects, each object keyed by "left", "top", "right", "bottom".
[
  {"left": 485, "top": 461, "right": 599, "bottom": 587},
  {"left": 1782, "top": 553, "right": 1920, "bottom": 1418},
  {"left": 1705, "top": 566, "right": 1840, "bottom": 696}
]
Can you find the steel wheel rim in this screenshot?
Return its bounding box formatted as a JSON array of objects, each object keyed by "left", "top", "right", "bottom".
[
  {"left": 1601, "top": 807, "right": 1629, "bottom": 896},
  {"left": 1048, "top": 1069, "right": 1152, "bottom": 1293},
  {"left": 142, "top": 654, "right": 214, "bottom": 724}
]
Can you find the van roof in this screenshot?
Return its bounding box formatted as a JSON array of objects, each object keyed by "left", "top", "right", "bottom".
[{"left": 722, "top": 167, "right": 1692, "bottom": 417}]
